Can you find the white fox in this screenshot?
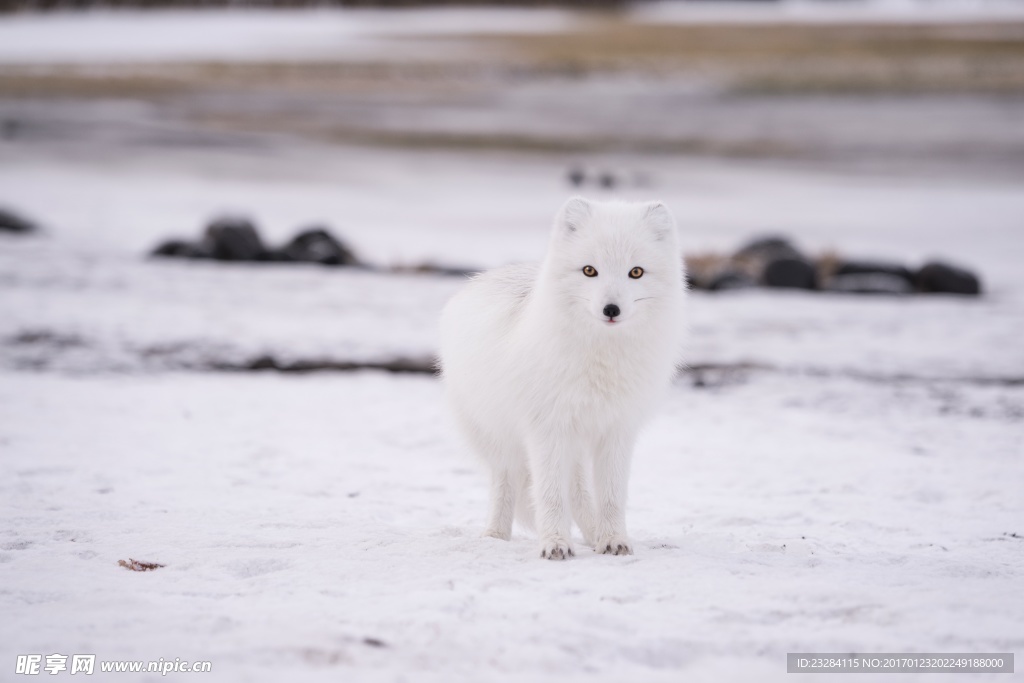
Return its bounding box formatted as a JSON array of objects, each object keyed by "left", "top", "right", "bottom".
[{"left": 438, "top": 197, "right": 686, "bottom": 560}]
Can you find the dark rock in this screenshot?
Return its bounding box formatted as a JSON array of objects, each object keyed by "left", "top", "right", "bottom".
[
  {"left": 835, "top": 260, "right": 913, "bottom": 282},
  {"left": 733, "top": 235, "right": 803, "bottom": 262},
  {"left": 567, "top": 167, "right": 586, "bottom": 187},
  {"left": 0, "top": 208, "right": 38, "bottom": 234},
  {"left": 392, "top": 262, "right": 478, "bottom": 277},
  {"left": 247, "top": 355, "right": 280, "bottom": 371},
  {"left": 222, "top": 354, "right": 437, "bottom": 375},
  {"left": 709, "top": 270, "right": 757, "bottom": 291},
  {"left": 9, "top": 329, "right": 85, "bottom": 348},
  {"left": 762, "top": 257, "right": 817, "bottom": 290},
  {"left": 2, "top": 119, "right": 19, "bottom": 139},
  {"left": 151, "top": 239, "right": 212, "bottom": 259},
  {"left": 277, "top": 227, "right": 359, "bottom": 266},
  {"left": 598, "top": 172, "right": 616, "bottom": 189},
  {"left": 258, "top": 249, "right": 293, "bottom": 263},
  {"left": 827, "top": 273, "right": 913, "bottom": 295},
  {"left": 203, "top": 217, "right": 265, "bottom": 261},
  {"left": 916, "top": 261, "right": 981, "bottom": 295},
  {"left": 732, "top": 235, "right": 812, "bottom": 288}
]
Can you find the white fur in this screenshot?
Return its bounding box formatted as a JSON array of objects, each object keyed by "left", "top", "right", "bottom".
[{"left": 438, "top": 197, "right": 686, "bottom": 560}]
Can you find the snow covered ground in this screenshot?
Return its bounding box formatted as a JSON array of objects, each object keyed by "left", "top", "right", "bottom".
[
  {"left": 1, "top": 140, "right": 1022, "bottom": 681},
  {"left": 1, "top": 367, "right": 1020, "bottom": 682},
  {"left": 0, "top": 7, "right": 579, "bottom": 64}
]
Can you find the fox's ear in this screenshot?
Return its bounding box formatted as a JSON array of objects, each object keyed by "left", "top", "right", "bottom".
[
  {"left": 644, "top": 201, "right": 675, "bottom": 242},
  {"left": 557, "top": 196, "right": 591, "bottom": 235}
]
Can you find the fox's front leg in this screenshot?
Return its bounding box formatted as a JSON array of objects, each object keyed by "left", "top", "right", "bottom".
[
  {"left": 527, "top": 431, "right": 576, "bottom": 560},
  {"left": 571, "top": 459, "right": 598, "bottom": 547},
  {"left": 593, "top": 429, "right": 635, "bottom": 555}
]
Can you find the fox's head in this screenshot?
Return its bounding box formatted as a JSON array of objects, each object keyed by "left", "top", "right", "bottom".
[{"left": 540, "top": 196, "right": 685, "bottom": 328}]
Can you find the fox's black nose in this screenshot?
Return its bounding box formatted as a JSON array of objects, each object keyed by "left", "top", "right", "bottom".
[{"left": 603, "top": 303, "right": 621, "bottom": 319}]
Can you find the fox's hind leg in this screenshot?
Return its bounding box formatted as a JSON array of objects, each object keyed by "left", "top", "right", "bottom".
[
  {"left": 453, "top": 407, "right": 519, "bottom": 541},
  {"left": 483, "top": 467, "right": 516, "bottom": 541},
  {"left": 513, "top": 467, "right": 535, "bottom": 533}
]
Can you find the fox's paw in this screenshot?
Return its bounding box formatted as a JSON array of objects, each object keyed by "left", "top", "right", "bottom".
[
  {"left": 539, "top": 538, "right": 575, "bottom": 561},
  {"left": 595, "top": 536, "right": 633, "bottom": 556}
]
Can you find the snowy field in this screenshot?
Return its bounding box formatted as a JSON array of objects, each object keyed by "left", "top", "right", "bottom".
[
  {"left": 2, "top": 141, "right": 1022, "bottom": 681},
  {"left": 2, "top": 4, "right": 1023, "bottom": 681},
  {"left": 1, "top": 367, "right": 1021, "bottom": 681}
]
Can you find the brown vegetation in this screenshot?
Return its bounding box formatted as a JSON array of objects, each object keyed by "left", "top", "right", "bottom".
[{"left": 118, "top": 558, "right": 165, "bottom": 571}]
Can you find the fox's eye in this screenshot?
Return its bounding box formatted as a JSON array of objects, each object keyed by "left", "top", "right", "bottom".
[
  {"left": 582, "top": 265, "right": 598, "bottom": 277},
  {"left": 629, "top": 266, "right": 644, "bottom": 279}
]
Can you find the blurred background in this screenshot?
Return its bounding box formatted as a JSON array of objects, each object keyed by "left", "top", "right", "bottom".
[
  {"left": 2, "top": 1, "right": 1023, "bottom": 680},
  {"left": 2, "top": 0, "right": 1023, "bottom": 374}
]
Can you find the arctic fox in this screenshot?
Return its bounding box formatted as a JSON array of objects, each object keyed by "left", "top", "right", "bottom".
[{"left": 438, "top": 197, "right": 686, "bottom": 560}]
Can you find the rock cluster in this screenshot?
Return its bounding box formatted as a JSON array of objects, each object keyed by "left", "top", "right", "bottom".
[
  {"left": 150, "top": 220, "right": 983, "bottom": 295},
  {"left": 686, "top": 236, "right": 981, "bottom": 295},
  {"left": 151, "top": 216, "right": 477, "bottom": 276},
  {"left": 151, "top": 217, "right": 361, "bottom": 266},
  {"left": 0, "top": 207, "right": 38, "bottom": 234}
]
